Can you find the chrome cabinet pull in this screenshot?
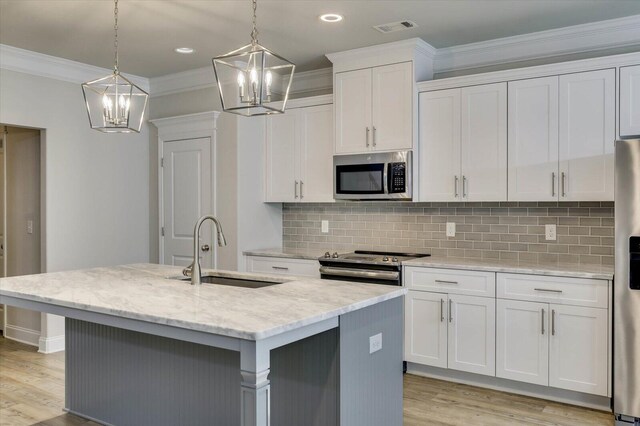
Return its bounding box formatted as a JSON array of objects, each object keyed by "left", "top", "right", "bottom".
[
  {"left": 448, "top": 299, "right": 453, "bottom": 323},
  {"left": 372, "top": 126, "right": 377, "bottom": 147},
  {"left": 294, "top": 180, "right": 299, "bottom": 199},
  {"left": 561, "top": 172, "right": 566, "bottom": 197},
  {"left": 534, "top": 288, "right": 563, "bottom": 293},
  {"left": 272, "top": 266, "right": 289, "bottom": 271},
  {"left": 366, "top": 127, "right": 370, "bottom": 147},
  {"left": 300, "top": 181, "right": 304, "bottom": 199},
  {"left": 552, "top": 172, "right": 556, "bottom": 197},
  {"left": 541, "top": 308, "right": 545, "bottom": 335},
  {"left": 462, "top": 176, "right": 467, "bottom": 198},
  {"left": 440, "top": 299, "right": 444, "bottom": 322},
  {"left": 435, "top": 280, "right": 458, "bottom": 285},
  {"left": 551, "top": 309, "right": 556, "bottom": 336},
  {"left": 454, "top": 176, "right": 459, "bottom": 198}
]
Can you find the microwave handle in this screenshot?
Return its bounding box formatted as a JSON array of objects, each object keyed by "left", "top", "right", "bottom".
[{"left": 383, "top": 163, "right": 389, "bottom": 194}]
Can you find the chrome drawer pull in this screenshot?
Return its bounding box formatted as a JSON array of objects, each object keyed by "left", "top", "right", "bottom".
[
  {"left": 435, "top": 280, "right": 458, "bottom": 285},
  {"left": 448, "top": 299, "right": 453, "bottom": 323},
  {"left": 534, "top": 288, "right": 563, "bottom": 293},
  {"left": 440, "top": 299, "right": 444, "bottom": 322},
  {"left": 551, "top": 309, "right": 556, "bottom": 336},
  {"left": 541, "top": 308, "right": 545, "bottom": 335},
  {"left": 272, "top": 266, "right": 289, "bottom": 271}
]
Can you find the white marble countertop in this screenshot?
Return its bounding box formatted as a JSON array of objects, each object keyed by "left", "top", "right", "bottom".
[
  {"left": 402, "top": 257, "right": 614, "bottom": 280},
  {"left": 243, "top": 248, "right": 329, "bottom": 261},
  {"left": 0, "top": 263, "right": 405, "bottom": 341}
]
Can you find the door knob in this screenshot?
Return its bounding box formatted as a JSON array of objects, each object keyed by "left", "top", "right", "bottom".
[{"left": 201, "top": 244, "right": 210, "bottom": 252}]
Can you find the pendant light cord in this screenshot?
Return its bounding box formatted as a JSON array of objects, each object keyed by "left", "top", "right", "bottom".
[
  {"left": 250, "top": 0, "right": 258, "bottom": 46},
  {"left": 113, "top": 0, "right": 119, "bottom": 73}
]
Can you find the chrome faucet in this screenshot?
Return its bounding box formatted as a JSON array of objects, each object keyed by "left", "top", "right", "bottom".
[{"left": 183, "top": 215, "right": 227, "bottom": 285}]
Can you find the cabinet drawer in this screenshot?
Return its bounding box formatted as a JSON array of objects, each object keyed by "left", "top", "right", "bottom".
[
  {"left": 497, "top": 273, "right": 608, "bottom": 308},
  {"left": 404, "top": 267, "right": 496, "bottom": 297},
  {"left": 245, "top": 256, "right": 320, "bottom": 278}
]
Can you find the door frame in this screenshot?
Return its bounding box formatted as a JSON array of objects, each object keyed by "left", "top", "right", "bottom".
[{"left": 150, "top": 112, "right": 220, "bottom": 268}]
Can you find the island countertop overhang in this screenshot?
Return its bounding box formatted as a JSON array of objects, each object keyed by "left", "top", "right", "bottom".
[{"left": 0, "top": 263, "right": 406, "bottom": 341}]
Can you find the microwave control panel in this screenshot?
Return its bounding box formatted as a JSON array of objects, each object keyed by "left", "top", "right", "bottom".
[{"left": 389, "top": 163, "right": 406, "bottom": 193}]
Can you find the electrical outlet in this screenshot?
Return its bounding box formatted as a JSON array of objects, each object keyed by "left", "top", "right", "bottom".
[
  {"left": 26, "top": 220, "right": 33, "bottom": 235},
  {"left": 369, "top": 333, "right": 382, "bottom": 354},
  {"left": 321, "top": 220, "right": 329, "bottom": 234},
  {"left": 446, "top": 222, "right": 456, "bottom": 237},
  {"left": 545, "top": 224, "right": 557, "bottom": 241}
]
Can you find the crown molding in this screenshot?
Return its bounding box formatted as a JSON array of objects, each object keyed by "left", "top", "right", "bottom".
[
  {"left": 434, "top": 14, "right": 640, "bottom": 73},
  {"left": 0, "top": 44, "right": 150, "bottom": 92}
]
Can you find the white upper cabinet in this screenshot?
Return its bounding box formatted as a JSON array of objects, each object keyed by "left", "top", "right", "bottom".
[
  {"left": 508, "top": 77, "right": 559, "bottom": 201},
  {"left": 371, "top": 63, "right": 413, "bottom": 151},
  {"left": 265, "top": 100, "right": 334, "bottom": 203},
  {"left": 418, "top": 89, "right": 461, "bottom": 201},
  {"left": 461, "top": 83, "right": 507, "bottom": 201},
  {"left": 559, "top": 69, "right": 615, "bottom": 201},
  {"left": 418, "top": 83, "right": 507, "bottom": 202},
  {"left": 620, "top": 65, "right": 640, "bottom": 138},
  {"left": 335, "top": 62, "right": 413, "bottom": 154},
  {"left": 335, "top": 69, "right": 372, "bottom": 154},
  {"left": 265, "top": 112, "right": 297, "bottom": 202}
]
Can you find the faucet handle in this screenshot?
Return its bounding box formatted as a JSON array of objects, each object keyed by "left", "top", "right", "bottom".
[{"left": 182, "top": 263, "right": 193, "bottom": 277}]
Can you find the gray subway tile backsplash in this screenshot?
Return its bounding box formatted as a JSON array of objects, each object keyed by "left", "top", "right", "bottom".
[{"left": 282, "top": 201, "right": 614, "bottom": 265}]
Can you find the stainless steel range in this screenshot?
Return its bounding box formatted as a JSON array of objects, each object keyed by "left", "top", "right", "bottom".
[{"left": 318, "top": 250, "right": 430, "bottom": 285}]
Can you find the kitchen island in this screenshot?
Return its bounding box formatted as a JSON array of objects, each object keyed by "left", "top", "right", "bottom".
[{"left": 0, "top": 263, "right": 406, "bottom": 426}]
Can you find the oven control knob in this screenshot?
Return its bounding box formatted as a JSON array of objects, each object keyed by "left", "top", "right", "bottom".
[
  {"left": 392, "top": 257, "right": 399, "bottom": 262},
  {"left": 382, "top": 256, "right": 389, "bottom": 262},
  {"left": 324, "top": 252, "right": 331, "bottom": 258},
  {"left": 332, "top": 252, "right": 339, "bottom": 258}
]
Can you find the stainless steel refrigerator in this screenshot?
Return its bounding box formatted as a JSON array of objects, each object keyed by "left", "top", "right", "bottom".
[{"left": 615, "top": 139, "right": 640, "bottom": 426}]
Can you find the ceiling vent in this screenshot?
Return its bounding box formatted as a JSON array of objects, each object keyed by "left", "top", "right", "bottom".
[{"left": 373, "top": 20, "right": 418, "bottom": 34}]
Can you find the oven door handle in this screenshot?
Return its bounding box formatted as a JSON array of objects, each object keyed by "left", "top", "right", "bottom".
[{"left": 319, "top": 266, "right": 399, "bottom": 282}]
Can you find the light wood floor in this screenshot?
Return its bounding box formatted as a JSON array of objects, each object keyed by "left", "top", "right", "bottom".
[{"left": 0, "top": 336, "right": 613, "bottom": 425}]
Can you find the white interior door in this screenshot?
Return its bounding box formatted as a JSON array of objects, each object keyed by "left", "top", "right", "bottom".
[
  {"left": 508, "top": 77, "right": 559, "bottom": 201},
  {"left": 418, "top": 89, "right": 461, "bottom": 201},
  {"left": 162, "top": 137, "right": 213, "bottom": 268},
  {"left": 448, "top": 295, "right": 496, "bottom": 376},
  {"left": 549, "top": 304, "right": 608, "bottom": 396},
  {"left": 334, "top": 68, "right": 372, "bottom": 154},
  {"left": 298, "top": 104, "right": 334, "bottom": 202},
  {"left": 559, "top": 69, "right": 615, "bottom": 201},
  {"left": 496, "top": 299, "right": 549, "bottom": 386},
  {"left": 461, "top": 82, "right": 507, "bottom": 201},
  {"left": 265, "top": 111, "right": 298, "bottom": 202},
  {"left": 372, "top": 62, "right": 413, "bottom": 151},
  {"left": 404, "top": 291, "right": 448, "bottom": 368}
]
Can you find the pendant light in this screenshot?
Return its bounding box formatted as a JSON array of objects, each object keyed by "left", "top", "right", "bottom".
[
  {"left": 81, "top": 0, "right": 148, "bottom": 133},
  {"left": 212, "top": 0, "right": 295, "bottom": 116}
]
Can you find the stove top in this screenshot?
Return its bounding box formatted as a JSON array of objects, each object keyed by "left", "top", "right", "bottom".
[{"left": 319, "top": 250, "right": 430, "bottom": 266}]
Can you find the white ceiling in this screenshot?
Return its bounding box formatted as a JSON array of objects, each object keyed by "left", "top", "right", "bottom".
[{"left": 1, "top": 0, "right": 640, "bottom": 78}]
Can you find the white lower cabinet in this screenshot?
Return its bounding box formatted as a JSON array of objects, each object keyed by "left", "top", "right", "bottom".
[{"left": 404, "top": 290, "right": 495, "bottom": 377}]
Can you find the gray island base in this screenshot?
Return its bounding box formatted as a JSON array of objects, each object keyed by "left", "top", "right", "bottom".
[{"left": 0, "top": 264, "right": 404, "bottom": 426}]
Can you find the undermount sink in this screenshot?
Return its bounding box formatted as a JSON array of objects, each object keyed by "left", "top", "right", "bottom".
[{"left": 173, "top": 274, "right": 284, "bottom": 289}]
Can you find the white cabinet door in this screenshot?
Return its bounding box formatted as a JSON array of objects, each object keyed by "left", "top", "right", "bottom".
[
  {"left": 448, "top": 295, "right": 496, "bottom": 376},
  {"left": 549, "top": 304, "right": 608, "bottom": 396},
  {"left": 620, "top": 65, "right": 640, "bottom": 138},
  {"left": 418, "top": 89, "right": 461, "bottom": 201},
  {"left": 372, "top": 62, "right": 413, "bottom": 151},
  {"left": 496, "top": 299, "right": 549, "bottom": 386},
  {"left": 461, "top": 83, "right": 507, "bottom": 201},
  {"left": 299, "top": 104, "right": 334, "bottom": 202},
  {"left": 404, "top": 291, "right": 448, "bottom": 368},
  {"left": 335, "top": 69, "right": 372, "bottom": 154},
  {"left": 508, "top": 77, "right": 559, "bottom": 201},
  {"left": 265, "top": 111, "right": 298, "bottom": 202},
  {"left": 559, "top": 69, "right": 615, "bottom": 201}
]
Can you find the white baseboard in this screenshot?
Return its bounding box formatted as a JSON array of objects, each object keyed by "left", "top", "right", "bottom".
[
  {"left": 406, "top": 362, "right": 612, "bottom": 412},
  {"left": 4, "top": 324, "right": 40, "bottom": 347},
  {"left": 38, "top": 334, "right": 65, "bottom": 353}
]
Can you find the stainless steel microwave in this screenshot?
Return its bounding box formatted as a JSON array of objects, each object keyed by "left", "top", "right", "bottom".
[{"left": 334, "top": 151, "right": 412, "bottom": 200}]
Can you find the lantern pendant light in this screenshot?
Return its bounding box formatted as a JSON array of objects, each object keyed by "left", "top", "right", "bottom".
[
  {"left": 212, "top": 0, "right": 295, "bottom": 117},
  {"left": 82, "top": 0, "right": 148, "bottom": 133}
]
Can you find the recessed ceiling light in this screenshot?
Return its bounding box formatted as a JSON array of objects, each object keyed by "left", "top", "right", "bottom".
[
  {"left": 174, "top": 47, "right": 195, "bottom": 54},
  {"left": 320, "top": 13, "right": 343, "bottom": 23}
]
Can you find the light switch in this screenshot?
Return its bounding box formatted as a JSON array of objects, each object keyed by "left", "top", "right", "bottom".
[
  {"left": 321, "top": 220, "right": 329, "bottom": 234},
  {"left": 369, "top": 333, "right": 382, "bottom": 354},
  {"left": 26, "top": 220, "right": 33, "bottom": 235}
]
